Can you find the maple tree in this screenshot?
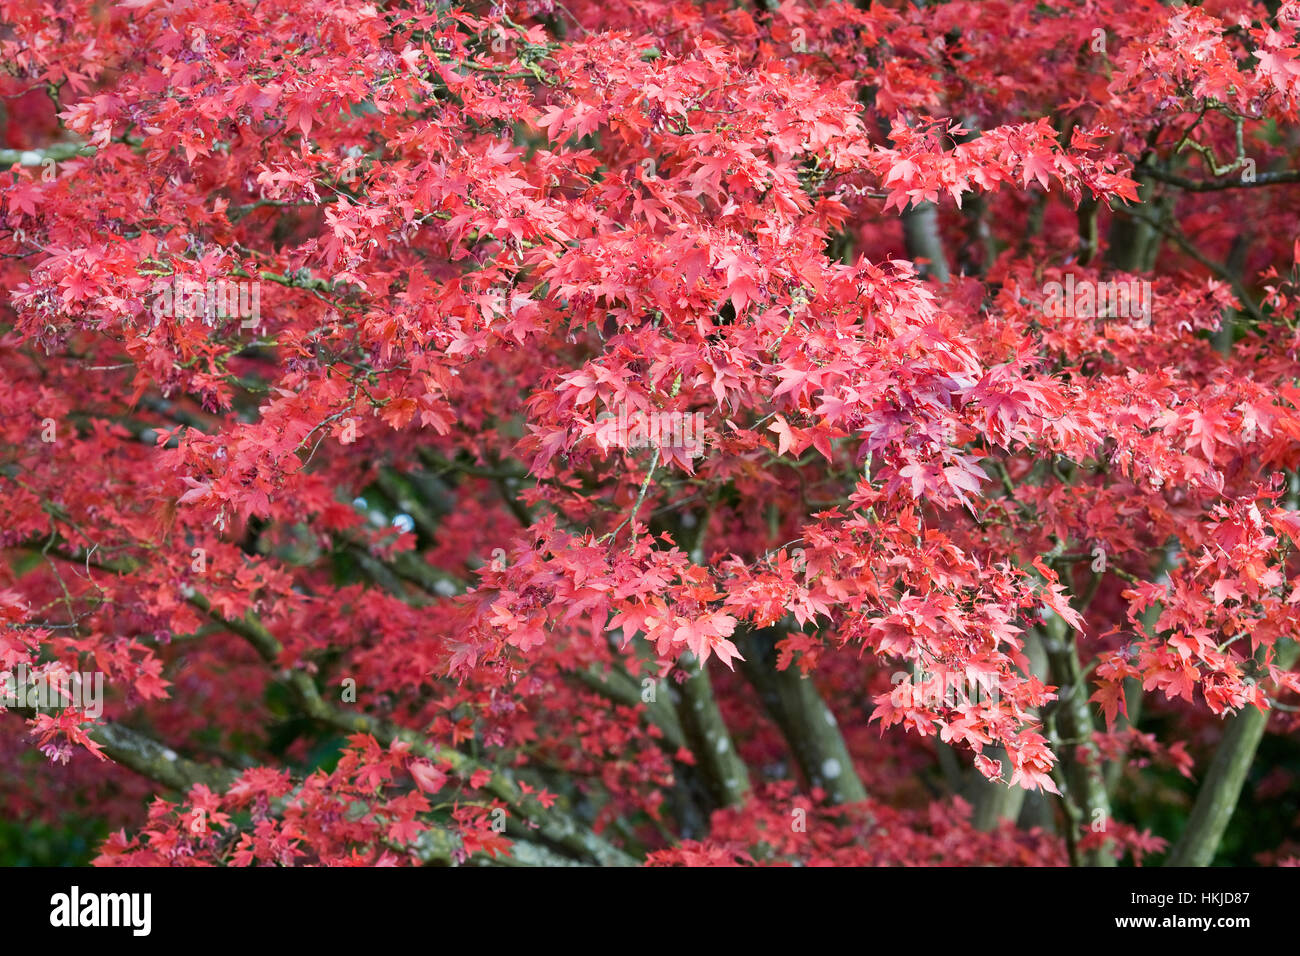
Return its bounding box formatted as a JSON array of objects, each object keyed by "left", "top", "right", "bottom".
[{"left": 3, "top": 0, "right": 1300, "bottom": 868}]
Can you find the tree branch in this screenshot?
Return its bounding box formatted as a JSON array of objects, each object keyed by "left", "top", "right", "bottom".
[
  {"left": 735, "top": 627, "right": 866, "bottom": 804},
  {"left": 1165, "top": 639, "right": 1300, "bottom": 866}
]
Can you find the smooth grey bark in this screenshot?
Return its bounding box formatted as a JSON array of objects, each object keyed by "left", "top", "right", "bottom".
[
  {"left": 1105, "top": 171, "right": 1165, "bottom": 272},
  {"left": 967, "top": 630, "right": 1047, "bottom": 830},
  {"left": 1041, "top": 613, "right": 1115, "bottom": 866},
  {"left": 901, "top": 202, "right": 951, "bottom": 282},
  {"left": 735, "top": 628, "right": 867, "bottom": 804},
  {"left": 1105, "top": 601, "right": 1162, "bottom": 797},
  {"left": 965, "top": 745, "right": 1027, "bottom": 831},
  {"left": 669, "top": 652, "right": 751, "bottom": 807},
  {"left": 574, "top": 663, "right": 688, "bottom": 752},
  {"left": 1166, "top": 640, "right": 1300, "bottom": 867}
]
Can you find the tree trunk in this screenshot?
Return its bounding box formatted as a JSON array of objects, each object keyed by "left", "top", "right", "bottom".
[
  {"left": 1166, "top": 640, "right": 1299, "bottom": 866},
  {"left": 736, "top": 628, "right": 867, "bottom": 804}
]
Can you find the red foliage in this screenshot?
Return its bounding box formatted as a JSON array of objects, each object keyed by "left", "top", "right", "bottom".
[{"left": 3, "top": 0, "right": 1300, "bottom": 866}]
